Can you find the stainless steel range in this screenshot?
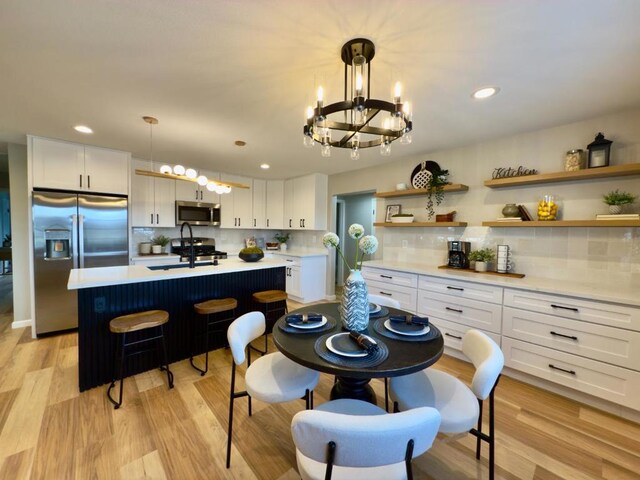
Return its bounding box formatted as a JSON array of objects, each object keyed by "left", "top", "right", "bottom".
[{"left": 170, "top": 237, "right": 227, "bottom": 262}]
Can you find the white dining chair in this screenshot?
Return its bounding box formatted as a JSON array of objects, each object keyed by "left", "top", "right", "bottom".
[
  {"left": 368, "top": 293, "right": 401, "bottom": 411},
  {"left": 389, "top": 329, "right": 504, "bottom": 480},
  {"left": 226, "top": 311, "right": 320, "bottom": 468},
  {"left": 291, "top": 398, "right": 441, "bottom": 480}
]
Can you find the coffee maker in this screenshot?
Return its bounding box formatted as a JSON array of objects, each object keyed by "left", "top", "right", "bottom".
[{"left": 447, "top": 241, "right": 471, "bottom": 269}]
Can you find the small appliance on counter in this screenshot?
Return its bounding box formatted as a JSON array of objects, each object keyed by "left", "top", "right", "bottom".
[
  {"left": 447, "top": 241, "right": 471, "bottom": 269},
  {"left": 170, "top": 237, "right": 227, "bottom": 262}
]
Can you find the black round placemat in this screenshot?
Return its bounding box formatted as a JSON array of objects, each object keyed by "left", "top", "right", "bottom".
[
  {"left": 369, "top": 306, "right": 389, "bottom": 319},
  {"left": 373, "top": 318, "right": 441, "bottom": 343},
  {"left": 314, "top": 333, "right": 389, "bottom": 368},
  {"left": 277, "top": 315, "right": 337, "bottom": 335}
]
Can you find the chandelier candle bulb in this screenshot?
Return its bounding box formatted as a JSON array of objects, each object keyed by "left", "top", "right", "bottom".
[{"left": 394, "top": 81, "right": 402, "bottom": 103}]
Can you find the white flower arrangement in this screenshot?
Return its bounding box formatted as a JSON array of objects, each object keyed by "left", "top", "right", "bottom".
[{"left": 322, "top": 224, "right": 378, "bottom": 271}]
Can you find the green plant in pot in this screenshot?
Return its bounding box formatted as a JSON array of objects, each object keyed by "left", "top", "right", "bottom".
[
  {"left": 468, "top": 248, "right": 495, "bottom": 272},
  {"left": 425, "top": 169, "right": 450, "bottom": 220},
  {"left": 152, "top": 234, "right": 171, "bottom": 253},
  {"left": 239, "top": 246, "right": 264, "bottom": 262},
  {"left": 273, "top": 232, "right": 291, "bottom": 251},
  {"left": 602, "top": 189, "right": 637, "bottom": 214}
]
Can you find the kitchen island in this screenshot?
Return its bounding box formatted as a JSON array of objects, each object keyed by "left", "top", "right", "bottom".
[{"left": 68, "top": 258, "right": 287, "bottom": 391}]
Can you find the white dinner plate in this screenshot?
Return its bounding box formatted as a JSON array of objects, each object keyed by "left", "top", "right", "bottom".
[
  {"left": 325, "top": 333, "right": 375, "bottom": 357},
  {"left": 289, "top": 316, "right": 328, "bottom": 329},
  {"left": 384, "top": 319, "right": 430, "bottom": 337},
  {"left": 369, "top": 303, "right": 382, "bottom": 314}
]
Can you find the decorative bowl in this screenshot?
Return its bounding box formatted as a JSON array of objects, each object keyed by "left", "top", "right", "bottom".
[
  {"left": 239, "top": 251, "right": 264, "bottom": 262},
  {"left": 390, "top": 215, "right": 414, "bottom": 224}
]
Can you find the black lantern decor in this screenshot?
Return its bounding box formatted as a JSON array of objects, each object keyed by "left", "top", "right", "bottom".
[{"left": 587, "top": 132, "right": 612, "bottom": 168}]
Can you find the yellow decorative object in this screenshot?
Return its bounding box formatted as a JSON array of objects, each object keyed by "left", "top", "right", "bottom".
[{"left": 537, "top": 195, "right": 558, "bottom": 221}]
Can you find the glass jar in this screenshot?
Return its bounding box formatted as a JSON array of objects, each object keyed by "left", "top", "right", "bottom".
[
  {"left": 564, "top": 149, "right": 586, "bottom": 172},
  {"left": 537, "top": 195, "right": 559, "bottom": 221}
]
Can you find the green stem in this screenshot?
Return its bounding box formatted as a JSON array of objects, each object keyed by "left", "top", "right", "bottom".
[
  {"left": 336, "top": 247, "right": 351, "bottom": 271},
  {"left": 354, "top": 239, "right": 359, "bottom": 270}
]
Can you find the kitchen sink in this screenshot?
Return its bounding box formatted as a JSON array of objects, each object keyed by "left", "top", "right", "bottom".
[{"left": 147, "top": 261, "right": 216, "bottom": 271}]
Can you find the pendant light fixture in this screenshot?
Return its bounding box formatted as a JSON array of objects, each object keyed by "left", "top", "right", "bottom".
[{"left": 303, "top": 38, "right": 413, "bottom": 158}]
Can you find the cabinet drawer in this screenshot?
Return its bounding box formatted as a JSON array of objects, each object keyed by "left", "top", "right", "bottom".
[
  {"left": 504, "top": 289, "right": 640, "bottom": 331},
  {"left": 502, "top": 337, "right": 640, "bottom": 410},
  {"left": 366, "top": 280, "right": 417, "bottom": 313},
  {"left": 419, "top": 275, "right": 503, "bottom": 304},
  {"left": 503, "top": 307, "right": 640, "bottom": 370},
  {"left": 277, "top": 255, "right": 299, "bottom": 266},
  {"left": 417, "top": 291, "right": 502, "bottom": 334},
  {"left": 430, "top": 317, "right": 501, "bottom": 352},
  {"left": 362, "top": 267, "right": 418, "bottom": 289}
]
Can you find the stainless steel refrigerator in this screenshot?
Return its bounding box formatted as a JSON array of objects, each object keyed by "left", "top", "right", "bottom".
[{"left": 33, "top": 191, "right": 128, "bottom": 335}]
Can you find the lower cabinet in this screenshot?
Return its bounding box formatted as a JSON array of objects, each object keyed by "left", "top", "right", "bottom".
[{"left": 276, "top": 254, "right": 326, "bottom": 304}]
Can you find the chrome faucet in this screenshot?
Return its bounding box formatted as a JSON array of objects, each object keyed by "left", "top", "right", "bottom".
[{"left": 180, "top": 222, "right": 195, "bottom": 268}]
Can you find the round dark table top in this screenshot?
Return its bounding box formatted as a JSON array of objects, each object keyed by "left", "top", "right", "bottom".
[{"left": 272, "top": 302, "right": 444, "bottom": 380}]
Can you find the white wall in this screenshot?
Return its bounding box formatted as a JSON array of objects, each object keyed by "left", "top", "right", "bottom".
[
  {"left": 325, "top": 107, "right": 640, "bottom": 294},
  {"left": 8, "top": 143, "right": 31, "bottom": 328}
]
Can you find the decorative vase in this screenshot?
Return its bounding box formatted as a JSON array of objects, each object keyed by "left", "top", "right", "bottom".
[
  {"left": 608, "top": 205, "right": 623, "bottom": 215},
  {"left": 501, "top": 203, "right": 520, "bottom": 218},
  {"left": 151, "top": 245, "right": 162, "bottom": 254},
  {"left": 339, "top": 269, "right": 369, "bottom": 332},
  {"left": 475, "top": 261, "right": 488, "bottom": 272}
]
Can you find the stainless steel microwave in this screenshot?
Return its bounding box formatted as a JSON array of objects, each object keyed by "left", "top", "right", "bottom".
[{"left": 175, "top": 201, "right": 221, "bottom": 226}]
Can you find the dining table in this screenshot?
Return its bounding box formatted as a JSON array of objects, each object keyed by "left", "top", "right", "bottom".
[{"left": 272, "top": 302, "right": 444, "bottom": 405}]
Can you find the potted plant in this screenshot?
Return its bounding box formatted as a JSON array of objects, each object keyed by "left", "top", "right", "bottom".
[
  {"left": 390, "top": 213, "right": 414, "bottom": 224},
  {"left": 152, "top": 234, "right": 171, "bottom": 254},
  {"left": 468, "top": 248, "right": 495, "bottom": 272},
  {"left": 273, "top": 232, "right": 291, "bottom": 251},
  {"left": 425, "top": 169, "right": 450, "bottom": 220},
  {"left": 602, "top": 189, "right": 637, "bottom": 214}
]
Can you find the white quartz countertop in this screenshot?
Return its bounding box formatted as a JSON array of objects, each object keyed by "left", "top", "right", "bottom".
[
  {"left": 363, "top": 260, "right": 640, "bottom": 307},
  {"left": 130, "top": 253, "right": 180, "bottom": 261},
  {"left": 268, "top": 249, "right": 328, "bottom": 258},
  {"left": 68, "top": 257, "right": 288, "bottom": 290}
]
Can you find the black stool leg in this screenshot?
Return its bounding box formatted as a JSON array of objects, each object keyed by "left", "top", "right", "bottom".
[
  {"left": 107, "top": 333, "right": 126, "bottom": 409},
  {"left": 159, "top": 325, "right": 174, "bottom": 388},
  {"left": 190, "top": 313, "right": 209, "bottom": 376}
]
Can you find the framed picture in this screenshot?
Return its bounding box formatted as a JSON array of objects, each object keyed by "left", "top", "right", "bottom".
[{"left": 385, "top": 204, "right": 401, "bottom": 222}]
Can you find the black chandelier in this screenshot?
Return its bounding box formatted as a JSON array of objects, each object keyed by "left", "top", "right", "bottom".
[{"left": 303, "top": 38, "right": 412, "bottom": 160}]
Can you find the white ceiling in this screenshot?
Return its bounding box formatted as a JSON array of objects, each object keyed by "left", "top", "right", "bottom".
[{"left": 1, "top": 0, "right": 640, "bottom": 179}]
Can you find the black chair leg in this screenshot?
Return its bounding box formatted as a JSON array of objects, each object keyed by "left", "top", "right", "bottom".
[
  {"left": 227, "top": 364, "right": 236, "bottom": 468},
  {"left": 384, "top": 378, "right": 389, "bottom": 412},
  {"left": 476, "top": 398, "right": 483, "bottom": 459},
  {"left": 489, "top": 390, "right": 495, "bottom": 480}
]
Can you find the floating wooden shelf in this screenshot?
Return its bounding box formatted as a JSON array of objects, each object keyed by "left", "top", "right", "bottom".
[
  {"left": 374, "top": 184, "right": 469, "bottom": 198},
  {"left": 484, "top": 163, "right": 640, "bottom": 188},
  {"left": 483, "top": 220, "right": 640, "bottom": 227},
  {"left": 374, "top": 222, "right": 468, "bottom": 228}
]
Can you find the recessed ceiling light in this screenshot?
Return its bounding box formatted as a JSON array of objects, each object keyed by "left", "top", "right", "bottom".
[
  {"left": 234, "top": 140, "right": 246, "bottom": 146},
  {"left": 74, "top": 125, "right": 93, "bottom": 134},
  {"left": 260, "top": 164, "right": 270, "bottom": 169},
  {"left": 472, "top": 86, "right": 500, "bottom": 99}
]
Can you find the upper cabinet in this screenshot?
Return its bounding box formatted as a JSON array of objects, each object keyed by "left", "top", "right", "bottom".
[
  {"left": 284, "top": 174, "right": 328, "bottom": 230},
  {"left": 265, "top": 180, "right": 284, "bottom": 230},
  {"left": 252, "top": 179, "right": 267, "bottom": 229},
  {"left": 130, "top": 159, "right": 176, "bottom": 227},
  {"left": 220, "top": 173, "right": 253, "bottom": 228},
  {"left": 175, "top": 169, "right": 221, "bottom": 204},
  {"left": 31, "top": 136, "right": 129, "bottom": 195}
]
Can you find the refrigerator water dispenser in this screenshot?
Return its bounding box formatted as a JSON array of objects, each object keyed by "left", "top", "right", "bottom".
[{"left": 44, "top": 229, "right": 71, "bottom": 260}]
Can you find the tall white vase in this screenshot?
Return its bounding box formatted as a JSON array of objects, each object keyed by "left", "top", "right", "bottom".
[{"left": 339, "top": 269, "right": 369, "bottom": 332}]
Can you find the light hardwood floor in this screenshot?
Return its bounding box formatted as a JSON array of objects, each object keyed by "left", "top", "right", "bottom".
[{"left": 0, "top": 295, "right": 639, "bottom": 479}]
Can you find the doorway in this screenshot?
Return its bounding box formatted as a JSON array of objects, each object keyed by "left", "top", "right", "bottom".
[{"left": 0, "top": 153, "right": 12, "bottom": 334}]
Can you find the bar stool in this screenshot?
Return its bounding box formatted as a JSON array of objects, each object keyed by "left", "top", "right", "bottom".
[
  {"left": 191, "top": 297, "right": 237, "bottom": 375},
  {"left": 251, "top": 290, "right": 288, "bottom": 354},
  {"left": 107, "top": 309, "right": 174, "bottom": 409}
]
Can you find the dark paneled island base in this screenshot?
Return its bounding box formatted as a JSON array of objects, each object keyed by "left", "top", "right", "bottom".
[{"left": 78, "top": 267, "right": 285, "bottom": 391}]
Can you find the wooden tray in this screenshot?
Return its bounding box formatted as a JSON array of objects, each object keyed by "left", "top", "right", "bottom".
[{"left": 438, "top": 265, "right": 525, "bottom": 278}]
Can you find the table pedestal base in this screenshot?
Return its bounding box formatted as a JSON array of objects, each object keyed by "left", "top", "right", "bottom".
[{"left": 330, "top": 376, "right": 377, "bottom": 405}]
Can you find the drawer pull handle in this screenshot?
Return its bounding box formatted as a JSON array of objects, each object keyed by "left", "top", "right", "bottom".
[
  {"left": 380, "top": 275, "right": 393, "bottom": 279},
  {"left": 548, "top": 364, "right": 576, "bottom": 375},
  {"left": 550, "top": 331, "right": 578, "bottom": 341},
  {"left": 550, "top": 304, "right": 579, "bottom": 312},
  {"left": 444, "top": 333, "right": 462, "bottom": 340},
  {"left": 446, "top": 286, "right": 464, "bottom": 291},
  {"left": 379, "top": 291, "right": 393, "bottom": 296},
  {"left": 445, "top": 307, "right": 463, "bottom": 313},
  {"left": 286, "top": 259, "right": 294, "bottom": 262}
]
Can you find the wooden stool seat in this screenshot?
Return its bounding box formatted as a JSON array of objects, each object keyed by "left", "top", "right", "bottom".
[
  {"left": 194, "top": 298, "right": 238, "bottom": 315},
  {"left": 109, "top": 310, "right": 169, "bottom": 334},
  {"left": 252, "top": 290, "right": 288, "bottom": 304}
]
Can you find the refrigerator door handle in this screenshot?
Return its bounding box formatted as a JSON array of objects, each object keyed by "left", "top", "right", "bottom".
[
  {"left": 71, "top": 214, "right": 79, "bottom": 269},
  {"left": 78, "top": 214, "right": 85, "bottom": 268}
]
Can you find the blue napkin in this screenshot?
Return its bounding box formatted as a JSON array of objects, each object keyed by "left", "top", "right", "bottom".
[
  {"left": 285, "top": 313, "right": 323, "bottom": 325},
  {"left": 389, "top": 315, "right": 429, "bottom": 326},
  {"left": 348, "top": 331, "right": 379, "bottom": 353}
]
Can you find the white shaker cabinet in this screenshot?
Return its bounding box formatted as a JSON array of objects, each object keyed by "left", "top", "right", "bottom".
[
  {"left": 283, "top": 174, "right": 328, "bottom": 230},
  {"left": 265, "top": 180, "right": 284, "bottom": 230},
  {"left": 130, "top": 159, "right": 176, "bottom": 227},
  {"left": 275, "top": 253, "right": 326, "bottom": 303},
  {"left": 220, "top": 174, "right": 253, "bottom": 228},
  {"left": 31, "top": 136, "right": 129, "bottom": 195},
  {"left": 252, "top": 179, "right": 266, "bottom": 229}
]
